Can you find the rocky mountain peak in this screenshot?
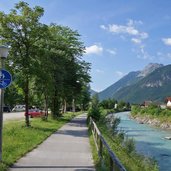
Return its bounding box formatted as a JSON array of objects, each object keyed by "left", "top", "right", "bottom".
[{"left": 138, "top": 63, "right": 164, "bottom": 77}]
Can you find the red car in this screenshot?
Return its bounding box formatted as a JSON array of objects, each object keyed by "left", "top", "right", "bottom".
[{"left": 25, "top": 109, "right": 44, "bottom": 118}]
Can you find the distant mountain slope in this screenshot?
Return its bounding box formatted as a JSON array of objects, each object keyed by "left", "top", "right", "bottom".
[
  {"left": 98, "top": 71, "right": 140, "bottom": 100},
  {"left": 113, "top": 64, "right": 171, "bottom": 103},
  {"left": 90, "top": 89, "right": 97, "bottom": 96},
  {"left": 98, "top": 63, "right": 163, "bottom": 101},
  {"left": 138, "top": 63, "right": 163, "bottom": 77}
]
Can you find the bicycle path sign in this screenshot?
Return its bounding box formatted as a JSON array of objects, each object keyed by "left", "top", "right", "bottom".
[{"left": 0, "top": 69, "right": 12, "bottom": 89}]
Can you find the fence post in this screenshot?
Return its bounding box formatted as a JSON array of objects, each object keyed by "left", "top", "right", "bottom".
[
  {"left": 89, "top": 117, "right": 127, "bottom": 171},
  {"left": 99, "top": 138, "right": 103, "bottom": 157}
]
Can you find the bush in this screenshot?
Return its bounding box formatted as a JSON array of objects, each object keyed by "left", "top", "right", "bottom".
[
  {"left": 88, "top": 106, "right": 101, "bottom": 121},
  {"left": 123, "top": 138, "right": 135, "bottom": 154},
  {"left": 131, "top": 105, "right": 141, "bottom": 116}
]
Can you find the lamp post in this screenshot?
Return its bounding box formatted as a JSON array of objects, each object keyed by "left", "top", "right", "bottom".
[{"left": 0, "top": 45, "right": 9, "bottom": 161}]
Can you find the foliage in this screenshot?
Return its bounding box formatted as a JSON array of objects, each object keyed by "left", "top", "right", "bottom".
[
  {"left": 131, "top": 104, "right": 171, "bottom": 123},
  {"left": 0, "top": 1, "right": 46, "bottom": 126},
  {"left": 131, "top": 104, "right": 171, "bottom": 116},
  {"left": 99, "top": 98, "right": 131, "bottom": 112},
  {"left": 99, "top": 98, "right": 117, "bottom": 109},
  {"left": 0, "top": 112, "right": 81, "bottom": 171},
  {"left": 105, "top": 114, "right": 121, "bottom": 135},
  {"left": 0, "top": 1, "right": 91, "bottom": 125},
  {"left": 88, "top": 94, "right": 101, "bottom": 121}
]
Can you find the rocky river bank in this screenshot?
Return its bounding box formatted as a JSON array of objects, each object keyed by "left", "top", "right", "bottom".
[{"left": 131, "top": 115, "right": 171, "bottom": 129}]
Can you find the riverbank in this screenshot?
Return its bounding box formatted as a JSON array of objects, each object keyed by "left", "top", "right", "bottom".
[
  {"left": 115, "top": 111, "right": 171, "bottom": 171},
  {"left": 131, "top": 114, "right": 171, "bottom": 129},
  {"left": 131, "top": 105, "right": 171, "bottom": 130}
]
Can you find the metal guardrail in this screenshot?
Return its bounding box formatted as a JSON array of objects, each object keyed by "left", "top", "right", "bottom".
[{"left": 90, "top": 117, "right": 127, "bottom": 171}]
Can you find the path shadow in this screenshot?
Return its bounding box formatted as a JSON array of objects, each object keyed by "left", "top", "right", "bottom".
[{"left": 55, "top": 129, "right": 88, "bottom": 138}]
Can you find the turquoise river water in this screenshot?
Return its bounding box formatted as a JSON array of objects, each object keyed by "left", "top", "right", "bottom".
[{"left": 114, "top": 111, "right": 171, "bottom": 171}]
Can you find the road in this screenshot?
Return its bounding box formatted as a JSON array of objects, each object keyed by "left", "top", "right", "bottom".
[{"left": 3, "top": 112, "right": 24, "bottom": 121}]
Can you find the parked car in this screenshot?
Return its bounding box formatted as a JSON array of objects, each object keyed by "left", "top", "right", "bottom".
[
  {"left": 25, "top": 109, "right": 44, "bottom": 118},
  {"left": 12, "top": 105, "right": 25, "bottom": 112},
  {"left": 3, "top": 106, "right": 11, "bottom": 112}
]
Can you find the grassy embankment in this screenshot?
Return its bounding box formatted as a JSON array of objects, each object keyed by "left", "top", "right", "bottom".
[
  {"left": 0, "top": 112, "right": 81, "bottom": 171},
  {"left": 131, "top": 104, "right": 171, "bottom": 124},
  {"left": 88, "top": 109, "right": 158, "bottom": 171}
]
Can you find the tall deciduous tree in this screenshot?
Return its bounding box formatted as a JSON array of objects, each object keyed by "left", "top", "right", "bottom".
[
  {"left": 0, "top": 1, "right": 46, "bottom": 126},
  {"left": 0, "top": 2, "right": 91, "bottom": 123}
]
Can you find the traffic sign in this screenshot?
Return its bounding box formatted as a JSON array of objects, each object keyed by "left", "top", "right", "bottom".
[{"left": 0, "top": 69, "right": 12, "bottom": 89}]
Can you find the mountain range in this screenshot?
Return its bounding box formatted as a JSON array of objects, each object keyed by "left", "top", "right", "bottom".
[{"left": 97, "top": 63, "right": 171, "bottom": 103}]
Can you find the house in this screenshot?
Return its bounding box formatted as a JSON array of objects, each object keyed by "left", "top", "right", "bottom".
[
  {"left": 160, "top": 104, "right": 167, "bottom": 109},
  {"left": 143, "top": 101, "right": 153, "bottom": 107},
  {"left": 165, "top": 97, "right": 171, "bottom": 109}
]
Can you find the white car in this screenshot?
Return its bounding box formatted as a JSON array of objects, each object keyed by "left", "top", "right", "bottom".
[{"left": 12, "top": 105, "right": 25, "bottom": 112}]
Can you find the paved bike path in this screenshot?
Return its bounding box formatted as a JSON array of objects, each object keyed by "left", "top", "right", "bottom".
[{"left": 9, "top": 114, "right": 95, "bottom": 171}]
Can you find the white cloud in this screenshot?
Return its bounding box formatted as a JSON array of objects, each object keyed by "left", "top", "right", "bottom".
[
  {"left": 162, "top": 38, "right": 171, "bottom": 46},
  {"left": 127, "top": 19, "right": 143, "bottom": 26},
  {"left": 101, "top": 20, "right": 150, "bottom": 60},
  {"left": 100, "top": 19, "right": 148, "bottom": 45},
  {"left": 138, "top": 45, "right": 153, "bottom": 60},
  {"left": 85, "top": 44, "right": 103, "bottom": 55},
  {"left": 107, "top": 24, "right": 139, "bottom": 36},
  {"left": 167, "top": 53, "right": 171, "bottom": 59},
  {"left": 106, "top": 49, "right": 117, "bottom": 55},
  {"left": 114, "top": 71, "right": 124, "bottom": 77},
  {"left": 100, "top": 25, "right": 106, "bottom": 30},
  {"left": 140, "top": 32, "right": 148, "bottom": 39},
  {"left": 96, "top": 69, "right": 104, "bottom": 73},
  {"left": 131, "top": 38, "right": 141, "bottom": 44},
  {"left": 156, "top": 52, "right": 171, "bottom": 61},
  {"left": 102, "top": 23, "right": 148, "bottom": 39}
]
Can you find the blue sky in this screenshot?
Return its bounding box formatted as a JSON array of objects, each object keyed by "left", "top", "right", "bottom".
[{"left": 1, "top": 0, "right": 171, "bottom": 92}]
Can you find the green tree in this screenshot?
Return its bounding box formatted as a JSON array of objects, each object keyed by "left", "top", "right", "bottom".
[
  {"left": 0, "top": 1, "right": 46, "bottom": 126},
  {"left": 0, "top": 2, "right": 91, "bottom": 123},
  {"left": 88, "top": 94, "right": 101, "bottom": 121}
]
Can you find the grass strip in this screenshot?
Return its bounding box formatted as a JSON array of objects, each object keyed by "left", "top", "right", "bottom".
[{"left": 0, "top": 112, "right": 81, "bottom": 171}]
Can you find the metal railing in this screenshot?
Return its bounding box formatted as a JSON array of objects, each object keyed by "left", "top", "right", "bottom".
[{"left": 90, "top": 117, "right": 127, "bottom": 171}]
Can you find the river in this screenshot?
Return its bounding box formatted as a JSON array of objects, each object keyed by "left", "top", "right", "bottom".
[{"left": 114, "top": 111, "right": 171, "bottom": 171}]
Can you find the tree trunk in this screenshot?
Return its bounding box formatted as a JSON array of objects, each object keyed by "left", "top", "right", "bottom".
[
  {"left": 25, "top": 77, "right": 30, "bottom": 127},
  {"left": 72, "top": 98, "right": 75, "bottom": 112},
  {"left": 44, "top": 93, "right": 48, "bottom": 119},
  {"left": 64, "top": 99, "right": 67, "bottom": 113},
  {"left": 61, "top": 99, "right": 67, "bottom": 114},
  {"left": 51, "top": 89, "right": 60, "bottom": 118}
]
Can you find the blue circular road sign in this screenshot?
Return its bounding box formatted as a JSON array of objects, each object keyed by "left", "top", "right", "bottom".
[{"left": 0, "top": 69, "right": 12, "bottom": 89}]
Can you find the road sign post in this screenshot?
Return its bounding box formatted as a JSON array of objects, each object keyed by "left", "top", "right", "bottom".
[
  {"left": 0, "top": 69, "right": 12, "bottom": 89},
  {"left": 0, "top": 45, "right": 10, "bottom": 161}
]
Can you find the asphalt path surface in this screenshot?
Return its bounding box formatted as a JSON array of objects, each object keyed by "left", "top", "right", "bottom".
[
  {"left": 3, "top": 111, "right": 24, "bottom": 121},
  {"left": 9, "top": 113, "right": 95, "bottom": 171}
]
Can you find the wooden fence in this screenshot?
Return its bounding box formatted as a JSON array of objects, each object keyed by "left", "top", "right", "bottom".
[{"left": 90, "top": 117, "right": 127, "bottom": 171}]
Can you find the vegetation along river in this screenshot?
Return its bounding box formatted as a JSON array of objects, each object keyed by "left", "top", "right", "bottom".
[{"left": 114, "top": 111, "right": 171, "bottom": 171}]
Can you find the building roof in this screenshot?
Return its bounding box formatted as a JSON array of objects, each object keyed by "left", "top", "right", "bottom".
[{"left": 165, "top": 97, "right": 171, "bottom": 102}]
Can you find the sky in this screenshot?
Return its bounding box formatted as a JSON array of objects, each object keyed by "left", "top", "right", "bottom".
[{"left": 0, "top": 0, "right": 171, "bottom": 92}]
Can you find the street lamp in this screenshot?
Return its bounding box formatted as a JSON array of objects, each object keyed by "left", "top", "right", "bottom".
[{"left": 0, "top": 45, "right": 9, "bottom": 161}]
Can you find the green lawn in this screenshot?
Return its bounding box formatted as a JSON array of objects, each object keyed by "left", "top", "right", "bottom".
[{"left": 0, "top": 112, "right": 81, "bottom": 171}]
